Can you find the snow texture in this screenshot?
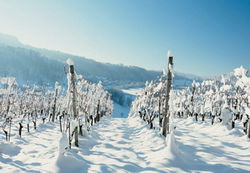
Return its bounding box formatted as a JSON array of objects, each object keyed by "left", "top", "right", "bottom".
[
  {"left": 0, "top": 116, "right": 250, "bottom": 173},
  {"left": 168, "top": 50, "right": 173, "bottom": 57},
  {"left": 66, "top": 58, "right": 74, "bottom": 66}
]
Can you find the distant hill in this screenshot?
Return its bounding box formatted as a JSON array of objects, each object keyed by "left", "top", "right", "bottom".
[{"left": 0, "top": 33, "right": 201, "bottom": 89}]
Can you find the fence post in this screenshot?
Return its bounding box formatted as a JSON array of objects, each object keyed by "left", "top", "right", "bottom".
[{"left": 162, "top": 51, "right": 173, "bottom": 137}]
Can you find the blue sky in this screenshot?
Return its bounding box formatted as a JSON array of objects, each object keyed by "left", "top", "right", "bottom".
[{"left": 0, "top": 0, "right": 249, "bottom": 77}]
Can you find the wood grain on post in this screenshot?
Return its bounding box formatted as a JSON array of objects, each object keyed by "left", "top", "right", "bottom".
[
  {"left": 69, "top": 64, "right": 79, "bottom": 147},
  {"left": 162, "top": 52, "right": 173, "bottom": 137},
  {"left": 69, "top": 65, "right": 77, "bottom": 119}
]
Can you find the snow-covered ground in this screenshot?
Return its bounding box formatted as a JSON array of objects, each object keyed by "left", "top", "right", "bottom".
[
  {"left": 112, "top": 103, "right": 130, "bottom": 118},
  {"left": 1, "top": 116, "right": 249, "bottom": 173},
  {"left": 0, "top": 121, "right": 59, "bottom": 172},
  {"left": 171, "top": 117, "right": 250, "bottom": 172}
]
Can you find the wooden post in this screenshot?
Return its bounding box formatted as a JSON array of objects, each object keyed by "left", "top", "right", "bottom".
[
  {"left": 158, "top": 96, "right": 162, "bottom": 127},
  {"left": 3, "top": 129, "right": 8, "bottom": 141},
  {"left": 19, "top": 123, "right": 23, "bottom": 137},
  {"left": 68, "top": 121, "right": 71, "bottom": 149},
  {"left": 8, "top": 118, "right": 12, "bottom": 141},
  {"left": 190, "top": 83, "right": 196, "bottom": 117},
  {"left": 27, "top": 113, "right": 30, "bottom": 133},
  {"left": 59, "top": 115, "right": 62, "bottom": 132},
  {"left": 96, "top": 100, "right": 100, "bottom": 122},
  {"left": 247, "top": 122, "right": 250, "bottom": 139},
  {"left": 69, "top": 65, "right": 78, "bottom": 119},
  {"left": 69, "top": 64, "right": 79, "bottom": 147},
  {"left": 6, "top": 98, "right": 10, "bottom": 118},
  {"left": 162, "top": 51, "right": 173, "bottom": 137},
  {"left": 52, "top": 87, "right": 58, "bottom": 122},
  {"left": 74, "top": 126, "right": 79, "bottom": 147}
]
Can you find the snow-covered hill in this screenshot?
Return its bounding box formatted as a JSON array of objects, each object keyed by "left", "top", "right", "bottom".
[{"left": 0, "top": 33, "right": 201, "bottom": 89}]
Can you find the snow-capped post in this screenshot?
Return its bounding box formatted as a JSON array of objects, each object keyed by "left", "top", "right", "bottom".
[
  {"left": 67, "top": 58, "right": 79, "bottom": 147},
  {"left": 52, "top": 82, "right": 59, "bottom": 122},
  {"left": 162, "top": 51, "right": 173, "bottom": 137}
]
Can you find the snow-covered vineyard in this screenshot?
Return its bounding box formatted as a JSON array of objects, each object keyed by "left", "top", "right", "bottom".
[
  {"left": 1, "top": 57, "right": 250, "bottom": 173},
  {"left": 130, "top": 66, "right": 250, "bottom": 138}
]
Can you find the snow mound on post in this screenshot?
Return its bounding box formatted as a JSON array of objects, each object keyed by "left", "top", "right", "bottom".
[
  {"left": 66, "top": 58, "right": 74, "bottom": 66},
  {"left": 55, "top": 152, "right": 86, "bottom": 173},
  {"left": 58, "top": 132, "right": 68, "bottom": 155},
  {"left": 165, "top": 132, "right": 180, "bottom": 159},
  {"left": 163, "top": 132, "right": 188, "bottom": 169},
  {"left": 56, "top": 133, "right": 87, "bottom": 173},
  {"left": 168, "top": 50, "right": 173, "bottom": 57}
]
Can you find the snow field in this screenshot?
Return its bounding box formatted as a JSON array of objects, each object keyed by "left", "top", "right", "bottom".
[
  {"left": 172, "top": 117, "right": 250, "bottom": 172},
  {"left": 1, "top": 115, "right": 249, "bottom": 172},
  {"left": 0, "top": 120, "right": 59, "bottom": 172}
]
